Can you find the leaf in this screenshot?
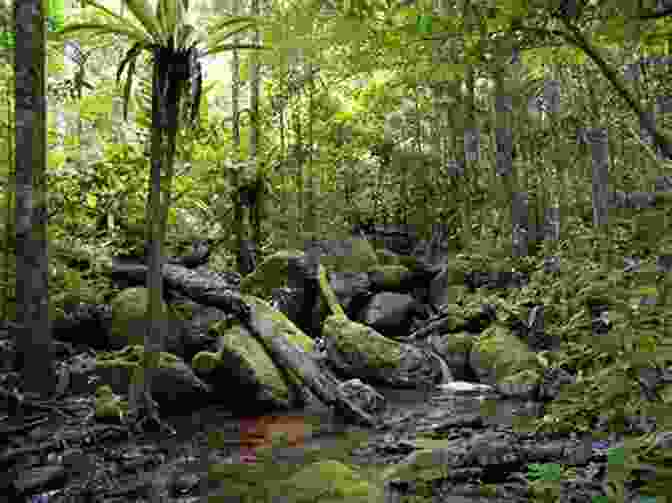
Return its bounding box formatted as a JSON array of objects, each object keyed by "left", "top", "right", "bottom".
[
  {"left": 416, "top": 14, "right": 432, "bottom": 34},
  {"left": 123, "top": 0, "right": 164, "bottom": 41},
  {"left": 207, "top": 16, "right": 262, "bottom": 45}
]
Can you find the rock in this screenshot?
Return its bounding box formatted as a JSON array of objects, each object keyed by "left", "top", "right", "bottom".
[
  {"left": 311, "top": 236, "right": 379, "bottom": 273},
  {"left": 356, "top": 292, "right": 425, "bottom": 339},
  {"left": 52, "top": 303, "right": 113, "bottom": 350},
  {"left": 109, "top": 287, "right": 190, "bottom": 356},
  {"left": 328, "top": 271, "right": 372, "bottom": 318},
  {"left": 241, "top": 250, "right": 328, "bottom": 338},
  {"left": 196, "top": 295, "right": 316, "bottom": 414},
  {"left": 323, "top": 315, "right": 441, "bottom": 388},
  {"left": 368, "top": 265, "right": 409, "bottom": 291},
  {"left": 92, "top": 345, "right": 212, "bottom": 415}
]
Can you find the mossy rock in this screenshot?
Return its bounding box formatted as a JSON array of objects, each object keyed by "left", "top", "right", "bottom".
[
  {"left": 277, "top": 459, "right": 384, "bottom": 502},
  {"left": 244, "top": 294, "right": 316, "bottom": 354},
  {"left": 195, "top": 295, "right": 316, "bottom": 407},
  {"left": 369, "top": 264, "right": 410, "bottom": 290},
  {"left": 239, "top": 248, "right": 346, "bottom": 319},
  {"left": 381, "top": 447, "right": 460, "bottom": 485},
  {"left": 322, "top": 314, "right": 404, "bottom": 370},
  {"left": 443, "top": 331, "right": 475, "bottom": 353},
  {"left": 375, "top": 248, "right": 403, "bottom": 266},
  {"left": 239, "top": 249, "right": 306, "bottom": 299},
  {"left": 94, "top": 344, "right": 186, "bottom": 398},
  {"left": 109, "top": 287, "right": 171, "bottom": 349},
  {"left": 316, "top": 237, "right": 378, "bottom": 273}
]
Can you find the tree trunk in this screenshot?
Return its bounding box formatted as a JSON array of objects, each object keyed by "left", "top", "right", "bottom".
[
  {"left": 249, "top": 0, "right": 261, "bottom": 258},
  {"left": 14, "top": 0, "right": 54, "bottom": 398}
]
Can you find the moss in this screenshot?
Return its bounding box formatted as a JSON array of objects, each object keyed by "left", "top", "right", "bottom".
[
  {"left": 239, "top": 249, "right": 305, "bottom": 299},
  {"left": 323, "top": 315, "right": 403, "bottom": 370},
  {"left": 109, "top": 287, "right": 169, "bottom": 347},
  {"left": 375, "top": 248, "right": 403, "bottom": 266},
  {"left": 319, "top": 264, "right": 346, "bottom": 318},
  {"left": 191, "top": 350, "right": 221, "bottom": 374},
  {"left": 213, "top": 320, "right": 292, "bottom": 402},
  {"left": 443, "top": 331, "right": 475, "bottom": 353},
  {"left": 277, "top": 460, "right": 384, "bottom": 502},
  {"left": 472, "top": 324, "right": 538, "bottom": 378},
  {"left": 369, "top": 264, "right": 410, "bottom": 289},
  {"left": 202, "top": 295, "right": 317, "bottom": 404},
  {"left": 96, "top": 344, "right": 182, "bottom": 371},
  {"left": 318, "top": 237, "right": 379, "bottom": 273}
]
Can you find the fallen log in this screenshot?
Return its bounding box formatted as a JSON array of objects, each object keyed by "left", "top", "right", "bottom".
[{"left": 161, "top": 263, "right": 378, "bottom": 427}]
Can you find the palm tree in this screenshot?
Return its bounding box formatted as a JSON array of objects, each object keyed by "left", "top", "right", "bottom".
[{"left": 57, "top": 0, "right": 266, "bottom": 432}]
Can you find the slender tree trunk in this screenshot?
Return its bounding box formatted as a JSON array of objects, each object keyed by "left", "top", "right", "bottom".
[
  {"left": 459, "top": 0, "right": 474, "bottom": 250},
  {"left": 249, "top": 0, "right": 262, "bottom": 254},
  {"left": 14, "top": 0, "right": 54, "bottom": 398},
  {"left": 2, "top": 53, "right": 15, "bottom": 320}
]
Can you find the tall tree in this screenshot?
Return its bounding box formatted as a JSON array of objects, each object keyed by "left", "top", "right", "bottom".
[
  {"left": 14, "top": 0, "right": 55, "bottom": 398},
  {"left": 58, "top": 0, "right": 265, "bottom": 432}
]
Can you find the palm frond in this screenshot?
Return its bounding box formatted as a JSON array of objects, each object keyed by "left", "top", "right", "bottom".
[
  {"left": 117, "top": 41, "right": 146, "bottom": 84},
  {"left": 67, "top": 0, "right": 154, "bottom": 40},
  {"left": 57, "top": 22, "right": 149, "bottom": 44},
  {"left": 176, "top": 24, "right": 196, "bottom": 49},
  {"left": 206, "top": 16, "right": 262, "bottom": 45},
  {"left": 204, "top": 43, "right": 269, "bottom": 57},
  {"left": 118, "top": 43, "right": 147, "bottom": 121},
  {"left": 156, "top": 0, "right": 177, "bottom": 40},
  {"left": 122, "top": 0, "right": 163, "bottom": 42}
]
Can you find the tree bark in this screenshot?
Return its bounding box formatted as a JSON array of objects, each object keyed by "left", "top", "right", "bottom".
[{"left": 14, "top": 0, "right": 55, "bottom": 397}]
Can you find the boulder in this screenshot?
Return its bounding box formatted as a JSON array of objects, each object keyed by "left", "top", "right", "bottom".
[
  {"left": 322, "top": 314, "right": 441, "bottom": 388},
  {"left": 109, "top": 287, "right": 185, "bottom": 352},
  {"left": 356, "top": 292, "right": 426, "bottom": 339},
  {"left": 92, "top": 345, "right": 212, "bottom": 415},
  {"left": 193, "top": 295, "right": 316, "bottom": 414},
  {"left": 52, "top": 303, "right": 113, "bottom": 350},
  {"left": 241, "top": 249, "right": 327, "bottom": 338},
  {"left": 310, "top": 236, "right": 379, "bottom": 273},
  {"left": 327, "top": 271, "right": 372, "bottom": 318},
  {"left": 368, "top": 265, "right": 410, "bottom": 291}
]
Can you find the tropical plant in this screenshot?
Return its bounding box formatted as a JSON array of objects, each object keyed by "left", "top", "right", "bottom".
[{"left": 55, "top": 0, "right": 268, "bottom": 432}]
